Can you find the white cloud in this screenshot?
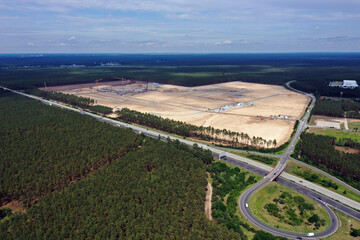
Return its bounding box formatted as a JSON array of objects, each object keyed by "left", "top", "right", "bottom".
[
  {"left": 27, "top": 42, "right": 35, "bottom": 46},
  {"left": 138, "top": 42, "right": 155, "bottom": 46},
  {"left": 60, "top": 42, "right": 67, "bottom": 46},
  {"left": 215, "top": 40, "right": 232, "bottom": 45},
  {"left": 68, "top": 36, "right": 76, "bottom": 41}
]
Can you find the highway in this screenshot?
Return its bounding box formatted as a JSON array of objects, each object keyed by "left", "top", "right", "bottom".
[
  {"left": 2, "top": 84, "right": 359, "bottom": 238},
  {"left": 237, "top": 86, "right": 341, "bottom": 239},
  {"left": 289, "top": 158, "right": 360, "bottom": 196}
]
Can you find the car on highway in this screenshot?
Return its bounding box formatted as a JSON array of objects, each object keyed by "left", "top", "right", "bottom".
[
  {"left": 245, "top": 203, "right": 249, "bottom": 208},
  {"left": 306, "top": 232, "right": 314, "bottom": 237}
]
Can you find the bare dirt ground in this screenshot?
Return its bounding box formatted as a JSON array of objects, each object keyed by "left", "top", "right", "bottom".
[
  {"left": 310, "top": 115, "right": 347, "bottom": 126},
  {"left": 46, "top": 81, "right": 310, "bottom": 145},
  {"left": 1, "top": 200, "right": 26, "bottom": 213},
  {"left": 205, "top": 181, "right": 213, "bottom": 220},
  {"left": 334, "top": 146, "right": 360, "bottom": 154}
]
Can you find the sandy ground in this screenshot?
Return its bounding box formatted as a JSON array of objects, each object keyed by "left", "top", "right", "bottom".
[
  {"left": 1, "top": 200, "right": 26, "bottom": 213},
  {"left": 316, "top": 120, "right": 341, "bottom": 129},
  {"left": 334, "top": 146, "right": 360, "bottom": 154},
  {"left": 205, "top": 181, "right": 213, "bottom": 220},
  {"left": 46, "top": 81, "right": 310, "bottom": 145},
  {"left": 310, "top": 115, "right": 349, "bottom": 130}
]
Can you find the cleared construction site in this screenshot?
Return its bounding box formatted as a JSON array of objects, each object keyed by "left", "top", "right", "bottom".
[{"left": 44, "top": 80, "right": 310, "bottom": 145}]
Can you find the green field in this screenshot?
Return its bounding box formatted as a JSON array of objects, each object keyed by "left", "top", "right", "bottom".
[
  {"left": 309, "top": 128, "right": 360, "bottom": 144},
  {"left": 249, "top": 182, "right": 330, "bottom": 233},
  {"left": 349, "top": 121, "right": 360, "bottom": 130},
  {"left": 286, "top": 161, "right": 360, "bottom": 203}
]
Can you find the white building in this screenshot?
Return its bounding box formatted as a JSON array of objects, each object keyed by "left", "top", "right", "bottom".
[
  {"left": 329, "top": 80, "right": 358, "bottom": 89},
  {"left": 342, "top": 80, "right": 358, "bottom": 89}
]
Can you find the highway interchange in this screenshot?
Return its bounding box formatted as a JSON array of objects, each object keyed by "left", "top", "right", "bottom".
[
  {"left": 237, "top": 85, "right": 338, "bottom": 239},
  {"left": 2, "top": 82, "right": 360, "bottom": 239}
]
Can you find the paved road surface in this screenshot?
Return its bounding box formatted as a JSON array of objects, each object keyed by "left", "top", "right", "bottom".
[{"left": 238, "top": 81, "right": 340, "bottom": 239}]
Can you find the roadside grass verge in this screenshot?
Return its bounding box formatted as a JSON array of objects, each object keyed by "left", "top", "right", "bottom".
[
  {"left": 249, "top": 182, "right": 330, "bottom": 234},
  {"left": 325, "top": 207, "right": 360, "bottom": 240},
  {"left": 285, "top": 161, "right": 360, "bottom": 203},
  {"left": 228, "top": 151, "right": 279, "bottom": 167},
  {"left": 215, "top": 159, "right": 263, "bottom": 181}
]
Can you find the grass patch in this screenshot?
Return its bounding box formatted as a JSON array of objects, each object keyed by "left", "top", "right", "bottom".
[
  {"left": 309, "top": 128, "right": 360, "bottom": 144},
  {"left": 325, "top": 208, "right": 360, "bottom": 240},
  {"left": 286, "top": 161, "right": 360, "bottom": 203},
  {"left": 249, "top": 182, "right": 330, "bottom": 233},
  {"left": 348, "top": 120, "right": 360, "bottom": 131},
  {"left": 228, "top": 151, "right": 279, "bottom": 167}
]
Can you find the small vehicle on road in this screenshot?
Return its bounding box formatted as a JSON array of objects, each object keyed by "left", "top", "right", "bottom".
[
  {"left": 245, "top": 203, "right": 249, "bottom": 208},
  {"left": 306, "top": 232, "right": 314, "bottom": 237}
]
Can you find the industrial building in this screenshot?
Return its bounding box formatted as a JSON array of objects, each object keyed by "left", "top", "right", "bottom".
[{"left": 329, "top": 80, "right": 358, "bottom": 89}]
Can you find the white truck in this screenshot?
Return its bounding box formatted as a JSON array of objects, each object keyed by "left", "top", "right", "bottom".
[{"left": 306, "top": 232, "right": 314, "bottom": 237}]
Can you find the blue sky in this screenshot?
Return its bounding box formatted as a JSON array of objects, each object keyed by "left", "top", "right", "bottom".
[{"left": 1, "top": 0, "right": 360, "bottom": 53}]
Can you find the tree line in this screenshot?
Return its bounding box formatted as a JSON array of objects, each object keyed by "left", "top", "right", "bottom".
[
  {"left": 117, "top": 108, "right": 277, "bottom": 148},
  {"left": 292, "top": 132, "right": 360, "bottom": 190},
  {"left": 311, "top": 98, "right": 360, "bottom": 119},
  {"left": 30, "top": 89, "right": 113, "bottom": 114}
]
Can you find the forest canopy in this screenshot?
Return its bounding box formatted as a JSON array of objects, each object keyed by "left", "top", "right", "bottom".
[{"left": 0, "top": 89, "right": 245, "bottom": 239}]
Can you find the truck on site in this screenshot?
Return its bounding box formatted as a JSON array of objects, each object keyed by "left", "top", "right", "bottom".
[{"left": 306, "top": 232, "right": 314, "bottom": 237}]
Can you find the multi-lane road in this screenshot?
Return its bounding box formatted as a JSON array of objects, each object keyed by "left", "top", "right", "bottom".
[
  {"left": 237, "top": 84, "right": 340, "bottom": 239},
  {"left": 2, "top": 83, "right": 359, "bottom": 239}
]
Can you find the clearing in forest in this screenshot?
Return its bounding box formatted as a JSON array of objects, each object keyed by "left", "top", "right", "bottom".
[{"left": 45, "top": 81, "right": 310, "bottom": 145}]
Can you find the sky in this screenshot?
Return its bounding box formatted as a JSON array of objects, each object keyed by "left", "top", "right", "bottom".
[{"left": 0, "top": 0, "right": 360, "bottom": 53}]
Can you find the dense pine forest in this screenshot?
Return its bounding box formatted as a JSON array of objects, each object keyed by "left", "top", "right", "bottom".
[
  {"left": 0, "top": 89, "right": 252, "bottom": 239},
  {"left": 1, "top": 140, "right": 244, "bottom": 239},
  {"left": 311, "top": 98, "right": 360, "bottom": 119},
  {"left": 292, "top": 132, "right": 360, "bottom": 190},
  {"left": 32, "top": 89, "right": 114, "bottom": 114},
  {"left": 0, "top": 89, "right": 142, "bottom": 205}
]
